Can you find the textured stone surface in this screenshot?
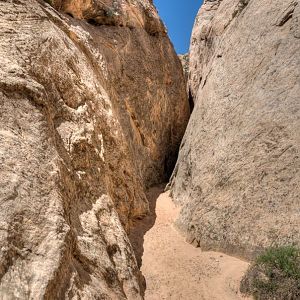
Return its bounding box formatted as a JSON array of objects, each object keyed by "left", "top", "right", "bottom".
[
  {"left": 178, "top": 53, "right": 189, "bottom": 82},
  {"left": 0, "top": 0, "right": 189, "bottom": 298},
  {"left": 171, "top": 0, "right": 300, "bottom": 259}
]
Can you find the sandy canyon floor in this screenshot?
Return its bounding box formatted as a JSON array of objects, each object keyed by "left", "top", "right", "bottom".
[{"left": 129, "top": 185, "right": 252, "bottom": 300}]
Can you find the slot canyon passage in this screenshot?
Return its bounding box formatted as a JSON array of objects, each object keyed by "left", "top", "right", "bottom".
[{"left": 0, "top": 0, "right": 299, "bottom": 299}]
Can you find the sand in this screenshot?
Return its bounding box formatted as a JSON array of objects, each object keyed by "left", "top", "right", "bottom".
[{"left": 129, "top": 185, "right": 252, "bottom": 300}]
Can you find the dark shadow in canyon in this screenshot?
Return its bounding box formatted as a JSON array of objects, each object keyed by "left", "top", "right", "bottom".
[
  {"left": 188, "top": 89, "right": 194, "bottom": 113},
  {"left": 128, "top": 184, "right": 165, "bottom": 268},
  {"left": 164, "top": 91, "right": 193, "bottom": 180}
]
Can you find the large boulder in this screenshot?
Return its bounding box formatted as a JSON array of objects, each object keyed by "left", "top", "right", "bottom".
[
  {"left": 0, "top": 0, "right": 189, "bottom": 298},
  {"left": 171, "top": 0, "right": 300, "bottom": 259}
]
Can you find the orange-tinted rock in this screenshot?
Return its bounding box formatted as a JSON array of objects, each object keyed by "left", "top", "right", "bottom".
[{"left": 0, "top": 0, "right": 189, "bottom": 298}]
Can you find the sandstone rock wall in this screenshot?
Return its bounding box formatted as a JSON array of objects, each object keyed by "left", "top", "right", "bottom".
[
  {"left": 0, "top": 0, "right": 189, "bottom": 298},
  {"left": 171, "top": 0, "right": 300, "bottom": 259},
  {"left": 178, "top": 53, "right": 189, "bottom": 82}
]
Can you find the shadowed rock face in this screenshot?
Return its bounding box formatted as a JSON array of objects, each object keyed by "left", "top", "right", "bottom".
[
  {"left": 0, "top": 0, "right": 189, "bottom": 298},
  {"left": 171, "top": 0, "right": 300, "bottom": 259}
]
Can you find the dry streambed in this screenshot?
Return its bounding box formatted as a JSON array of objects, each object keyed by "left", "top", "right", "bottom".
[{"left": 130, "top": 186, "right": 252, "bottom": 300}]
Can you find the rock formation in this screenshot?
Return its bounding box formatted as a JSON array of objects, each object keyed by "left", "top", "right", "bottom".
[
  {"left": 0, "top": 0, "right": 189, "bottom": 298},
  {"left": 171, "top": 0, "right": 300, "bottom": 259},
  {"left": 178, "top": 53, "right": 189, "bottom": 81}
]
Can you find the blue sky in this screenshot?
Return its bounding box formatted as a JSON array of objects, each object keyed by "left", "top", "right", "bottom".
[{"left": 154, "top": 1, "right": 203, "bottom": 54}]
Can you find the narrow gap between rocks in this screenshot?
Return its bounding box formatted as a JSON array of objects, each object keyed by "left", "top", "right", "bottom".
[
  {"left": 128, "top": 82, "right": 247, "bottom": 297},
  {"left": 163, "top": 89, "right": 194, "bottom": 181}
]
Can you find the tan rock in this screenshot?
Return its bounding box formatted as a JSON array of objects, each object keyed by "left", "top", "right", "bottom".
[
  {"left": 171, "top": 0, "right": 300, "bottom": 259},
  {"left": 178, "top": 53, "right": 189, "bottom": 82},
  {"left": 0, "top": 0, "right": 189, "bottom": 298}
]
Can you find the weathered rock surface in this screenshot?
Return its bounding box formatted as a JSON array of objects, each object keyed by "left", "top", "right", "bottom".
[
  {"left": 178, "top": 53, "right": 189, "bottom": 81},
  {"left": 0, "top": 0, "right": 189, "bottom": 298},
  {"left": 171, "top": 0, "right": 300, "bottom": 259}
]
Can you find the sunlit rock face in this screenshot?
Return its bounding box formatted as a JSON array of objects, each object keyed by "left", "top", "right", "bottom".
[
  {"left": 52, "top": 0, "right": 164, "bottom": 35},
  {"left": 171, "top": 0, "right": 300, "bottom": 258},
  {"left": 178, "top": 53, "right": 189, "bottom": 83},
  {"left": 0, "top": 0, "right": 189, "bottom": 298}
]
